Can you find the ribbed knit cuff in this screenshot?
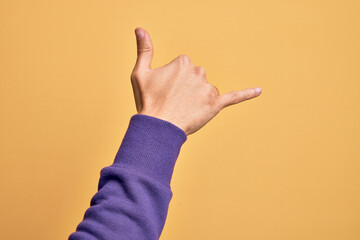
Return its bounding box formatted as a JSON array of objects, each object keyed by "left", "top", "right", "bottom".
[{"left": 113, "top": 114, "right": 187, "bottom": 186}]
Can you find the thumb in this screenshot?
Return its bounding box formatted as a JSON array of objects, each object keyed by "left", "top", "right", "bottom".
[
  {"left": 218, "top": 87, "right": 262, "bottom": 109},
  {"left": 134, "top": 27, "right": 154, "bottom": 71}
]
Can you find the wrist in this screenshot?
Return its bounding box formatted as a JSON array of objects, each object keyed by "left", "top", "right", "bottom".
[{"left": 113, "top": 114, "right": 187, "bottom": 185}]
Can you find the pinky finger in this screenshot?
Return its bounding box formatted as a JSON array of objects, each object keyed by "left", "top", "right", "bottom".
[{"left": 217, "top": 87, "right": 262, "bottom": 109}]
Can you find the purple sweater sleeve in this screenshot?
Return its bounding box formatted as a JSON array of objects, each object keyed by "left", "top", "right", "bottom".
[{"left": 68, "top": 114, "right": 187, "bottom": 240}]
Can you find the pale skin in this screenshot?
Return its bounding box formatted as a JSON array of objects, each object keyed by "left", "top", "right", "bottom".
[{"left": 131, "top": 27, "right": 262, "bottom": 135}]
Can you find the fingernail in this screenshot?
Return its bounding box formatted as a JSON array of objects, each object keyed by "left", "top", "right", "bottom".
[
  {"left": 255, "top": 87, "right": 262, "bottom": 95},
  {"left": 135, "top": 28, "right": 145, "bottom": 39}
]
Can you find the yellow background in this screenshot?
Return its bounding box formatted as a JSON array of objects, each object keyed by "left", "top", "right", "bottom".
[{"left": 1, "top": 0, "right": 359, "bottom": 239}]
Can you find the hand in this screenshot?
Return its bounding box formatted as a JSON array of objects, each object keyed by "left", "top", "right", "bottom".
[{"left": 130, "top": 27, "right": 262, "bottom": 135}]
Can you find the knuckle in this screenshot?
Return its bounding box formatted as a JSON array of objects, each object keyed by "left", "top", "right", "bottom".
[
  {"left": 130, "top": 69, "right": 139, "bottom": 78},
  {"left": 195, "top": 66, "right": 206, "bottom": 76},
  {"left": 130, "top": 71, "right": 138, "bottom": 80},
  {"left": 231, "top": 91, "right": 239, "bottom": 103},
  {"left": 207, "top": 84, "right": 220, "bottom": 106},
  {"left": 138, "top": 47, "right": 152, "bottom": 54},
  {"left": 210, "top": 85, "right": 219, "bottom": 96},
  {"left": 242, "top": 91, "right": 250, "bottom": 99},
  {"left": 177, "top": 54, "right": 191, "bottom": 64},
  {"left": 243, "top": 89, "right": 255, "bottom": 99},
  {"left": 130, "top": 68, "right": 144, "bottom": 81},
  {"left": 179, "top": 54, "right": 189, "bottom": 60}
]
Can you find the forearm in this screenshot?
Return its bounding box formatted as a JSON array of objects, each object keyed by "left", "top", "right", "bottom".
[{"left": 68, "top": 114, "right": 187, "bottom": 240}]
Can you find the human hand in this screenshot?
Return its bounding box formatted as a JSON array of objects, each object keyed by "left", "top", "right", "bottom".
[{"left": 130, "top": 27, "right": 262, "bottom": 135}]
